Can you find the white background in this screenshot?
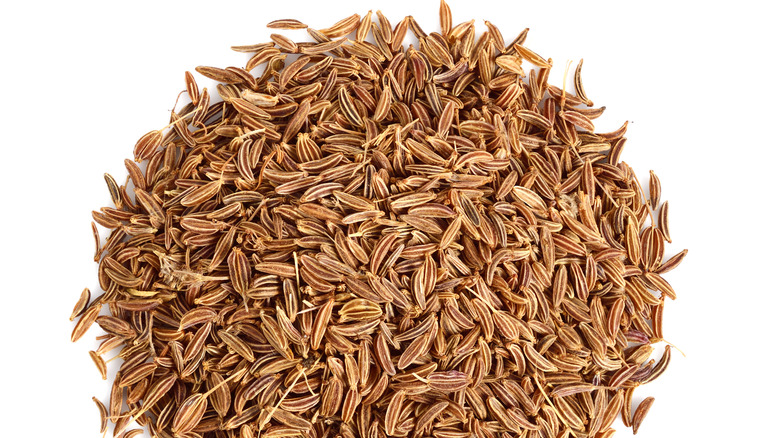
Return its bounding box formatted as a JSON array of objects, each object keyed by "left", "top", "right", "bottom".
[{"left": 0, "top": 1, "right": 777, "bottom": 436}]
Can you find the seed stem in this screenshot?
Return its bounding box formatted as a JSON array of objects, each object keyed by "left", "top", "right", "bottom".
[
  {"left": 534, "top": 374, "right": 575, "bottom": 435},
  {"left": 257, "top": 356, "right": 321, "bottom": 436}
]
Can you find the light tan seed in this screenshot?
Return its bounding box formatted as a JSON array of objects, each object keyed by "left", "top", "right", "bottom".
[
  {"left": 71, "top": 303, "right": 101, "bottom": 342},
  {"left": 267, "top": 19, "right": 307, "bottom": 29},
  {"left": 89, "top": 351, "right": 107, "bottom": 380},
  {"left": 320, "top": 14, "right": 361, "bottom": 38},
  {"left": 439, "top": 0, "right": 452, "bottom": 36},
  {"left": 513, "top": 43, "right": 551, "bottom": 67},
  {"left": 70, "top": 288, "right": 91, "bottom": 321}
]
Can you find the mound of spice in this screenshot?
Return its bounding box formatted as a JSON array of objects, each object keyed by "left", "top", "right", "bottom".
[{"left": 71, "top": 2, "right": 686, "bottom": 437}]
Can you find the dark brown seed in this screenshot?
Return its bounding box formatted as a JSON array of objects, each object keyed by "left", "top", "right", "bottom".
[
  {"left": 104, "top": 173, "right": 123, "bottom": 208},
  {"left": 649, "top": 170, "right": 661, "bottom": 210},
  {"left": 92, "top": 397, "right": 108, "bottom": 434},
  {"left": 656, "top": 248, "right": 687, "bottom": 274},
  {"left": 574, "top": 59, "right": 593, "bottom": 106},
  {"left": 658, "top": 200, "right": 672, "bottom": 242},
  {"left": 632, "top": 397, "right": 655, "bottom": 434}
]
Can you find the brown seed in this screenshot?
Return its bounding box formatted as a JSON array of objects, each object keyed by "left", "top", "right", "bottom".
[
  {"left": 311, "top": 298, "right": 334, "bottom": 351},
  {"left": 183, "top": 322, "right": 212, "bottom": 363},
  {"left": 104, "top": 173, "right": 123, "bottom": 208},
  {"left": 658, "top": 200, "right": 672, "bottom": 242},
  {"left": 180, "top": 180, "right": 222, "bottom": 207},
  {"left": 562, "top": 110, "right": 595, "bottom": 132},
  {"left": 645, "top": 272, "right": 678, "bottom": 300},
  {"left": 632, "top": 396, "right": 655, "bottom": 434},
  {"left": 439, "top": 0, "right": 452, "bottom": 36},
  {"left": 643, "top": 345, "right": 672, "bottom": 383},
  {"left": 574, "top": 58, "right": 593, "bottom": 106},
  {"left": 132, "top": 130, "right": 161, "bottom": 162},
  {"left": 397, "top": 321, "right": 436, "bottom": 369},
  {"left": 649, "top": 170, "right": 662, "bottom": 210},
  {"left": 171, "top": 393, "right": 208, "bottom": 435},
  {"left": 208, "top": 373, "right": 231, "bottom": 417},
  {"left": 92, "top": 397, "right": 108, "bottom": 434},
  {"left": 270, "top": 33, "right": 299, "bottom": 53},
  {"left": 228, "top": 248, "right": 251, "bottom": 298},
  {"left": 142, "top": 373, "right": 177, "bottom": 411},
  {"left": 178, "top": 307, "right": 217, "bottom": 331},
  {"left": 118, "top": 363, "right": 158, "bottom": 388},
  {"left": 218, "top": 330, "right": 255, "bottom": 361},
  {"left": 523, "top": 342, "right": 558, "bottom": 372},
  {"left": 282, "top": 98, "right": 311, "bottom": 143},
  {"left": 96, "top": 316, "right": 135, "bottom": 338},
  {"left": 246, "top": 46, "right": 282, "bottom": 71},
  {"left": 656, "top": 248, "right": 687, "bottom": 274},
  {"left": 385, "top": 390, "right": 405, "bottom": 434},
  {"left": 418, "top": 400, "right": 449, "bottom": 429}
]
